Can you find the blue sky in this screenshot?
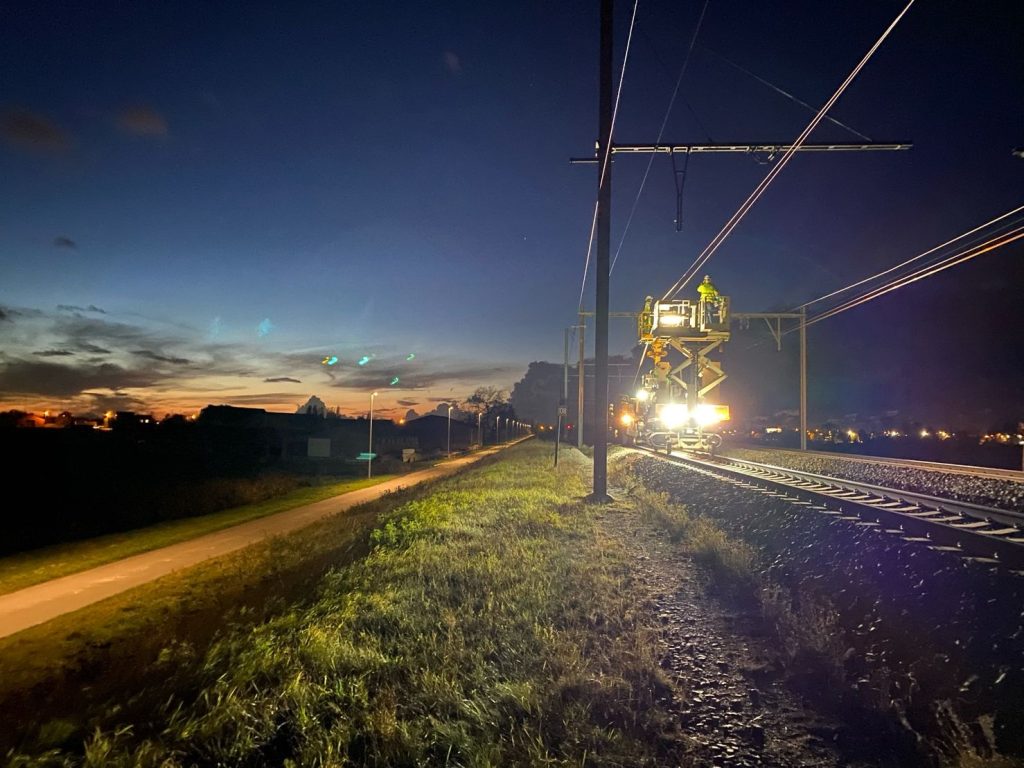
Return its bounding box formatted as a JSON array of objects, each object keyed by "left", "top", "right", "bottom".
[{"left": 1, "top": 0, "right": 1021, "bottom": 423}]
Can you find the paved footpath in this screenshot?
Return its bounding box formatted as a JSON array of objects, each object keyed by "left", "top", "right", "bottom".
[{"left": 0, "top": 446, "right": 510, "bottom": 640}]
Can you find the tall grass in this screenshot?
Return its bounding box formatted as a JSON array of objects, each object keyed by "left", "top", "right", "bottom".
[
  {"left": 609, "top": 454, "right": 758, "bottom": 593},
  {"left": 9, "top": 443, "right": 684, "bottom": 766}
]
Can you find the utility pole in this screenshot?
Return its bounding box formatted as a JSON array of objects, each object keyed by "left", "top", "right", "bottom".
[
  {"left": 563, "top": 327, "right": 571, "bottom": 411},
  {"left": 577, "top": 317, "right": 586, "bottom": 449},
  {"left": 591, "top": 0, "right": 613, "bottom": 500},
  {"left": 800, "top": 307, "right": 808, "bottom": 450}
]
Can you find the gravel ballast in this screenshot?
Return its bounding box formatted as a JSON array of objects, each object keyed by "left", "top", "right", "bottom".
[
  {"left": 722, "top": 447, "right": 1024, "bottom": 512},
  {"left": 628, "top": 451, "right": 1024, "bottom": 765}
]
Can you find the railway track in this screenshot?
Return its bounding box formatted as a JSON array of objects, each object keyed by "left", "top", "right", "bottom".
[
  {"left": 724, "top": 443, "right": 1024, "bottom": 481},
  {"left": 636, "top": 447, "right": 1024, "bottom": 571}
]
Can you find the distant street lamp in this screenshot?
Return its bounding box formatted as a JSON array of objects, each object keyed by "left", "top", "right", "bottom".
[
  {"left": 368, "top": 391, "right": 378, "bottom": 479},
  {"left": 477, "top": 411, "right": 482, "bottom": 446},
  {"left": 447, "top": 405, "right": 454, "bottom": 458},
  {"left": 496, "top": 414, "right": 501, "bottom": 443}
]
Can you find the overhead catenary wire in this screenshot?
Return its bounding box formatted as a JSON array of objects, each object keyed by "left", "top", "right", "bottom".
[
  {"left": 793, "top": 203, "right": 1024, "bottom": 310},
  {"left": 610, "top": 0, "right": 711, "bottom": 275},
  {"left": 803, "top": 226, "right": 1024, "bottom": 328},
  {"left": 702, "top": 45, "right": 872, "bottom": 142},
  {"left": 577, "top": 0, "right": 641, "bottom": 313},
  {"left": 736, "top": 208, "right": 1024, "bottom": 354},
  {"left": 662, "top": 0, "right": 917, "bottom": 301}
]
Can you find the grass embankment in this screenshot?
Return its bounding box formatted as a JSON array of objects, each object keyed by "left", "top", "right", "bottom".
[
  {"left": 7, "top": 442, "right": 683, "bottom": 766},
  {"left": 0, "top": 475, "right": 395, "bottom": 596}
]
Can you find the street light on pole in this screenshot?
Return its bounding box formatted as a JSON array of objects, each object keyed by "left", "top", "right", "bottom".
[
  {"left": 368, "top": 391, "right": 378, "bottom": 479},
  {"left": 477, "top": 411, "right": 482, "bottom": 446},
  {"left": 447, "top": 405, "right": 454, "bottom": 458},
  {"left": 496, "top": 414, "right": 501, "bottom": 443}
]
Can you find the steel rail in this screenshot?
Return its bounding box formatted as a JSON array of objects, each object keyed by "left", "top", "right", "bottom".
[
  {"left": 635, "top": 447, "right": 1024, "bottom": 570},
  {"left": 725, "top": 444, "right": 1024, "bottom": 482}
]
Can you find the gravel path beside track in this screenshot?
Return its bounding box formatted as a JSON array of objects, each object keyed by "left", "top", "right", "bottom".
[
  {"left": 0, "top": 446, "right": 513, "bottom": 640},
  {"left": 597, "top": 504, "right": 870, "bottom": 768}
]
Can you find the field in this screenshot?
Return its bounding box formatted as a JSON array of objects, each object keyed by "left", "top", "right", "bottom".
[{"left": 4, "top": 442, "right": 685, "bottom": 766}]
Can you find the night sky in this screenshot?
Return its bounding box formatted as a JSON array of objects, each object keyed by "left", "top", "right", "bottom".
[{"left": 1, "top": 0, "right": 1021, "bottom": 426}]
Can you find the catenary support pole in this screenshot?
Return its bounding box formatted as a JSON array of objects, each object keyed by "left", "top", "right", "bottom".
[
  {"left": 800, "top": 306, "right": 808, "bottom": 451},
  {"left": 577, "top": 317, "right": 585, "bottom": 449},
  {"left": 592, "top": 0, "right": 612, "bottom": 500}
]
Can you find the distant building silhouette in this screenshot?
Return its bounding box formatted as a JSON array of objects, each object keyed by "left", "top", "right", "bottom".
[
  {"left": 296, "top": 395, "right": 329, "bottom": 417},
  {"left": 198, "top": 404, "right": 416, "bottom": 461}
]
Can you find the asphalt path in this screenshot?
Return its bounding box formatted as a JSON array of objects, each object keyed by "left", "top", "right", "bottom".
[{"left": 0, "top": 446, "right": 509, "bottom": 640}]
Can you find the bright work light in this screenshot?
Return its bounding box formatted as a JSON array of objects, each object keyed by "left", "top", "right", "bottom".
[
  {"left": 660, "top": 403, "right": 688, "bottom": 429},
  {"left": 693, "top": 403, "right": 723, "bottom": 427}
]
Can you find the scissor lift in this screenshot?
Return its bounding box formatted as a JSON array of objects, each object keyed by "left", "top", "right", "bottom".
[{"left": 633, "top": 283, "right": 731, "bottom": 453}]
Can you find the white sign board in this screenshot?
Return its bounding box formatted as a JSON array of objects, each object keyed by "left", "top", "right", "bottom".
[{"left": 307, "top": 437, "right": 331, "bottom": 458}]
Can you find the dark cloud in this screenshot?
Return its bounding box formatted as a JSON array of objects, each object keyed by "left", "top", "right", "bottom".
[
  {"left": 53, "top": 236, "right": 77, "bottom": 249},
  {"left": 56, "top": 304, "right": 106, "bottom": 314},
  {"left": 427, "top": 397, "right": 453, "bottom": 403},
  {"left": 54, "top": 315, "right": 157, "bottom": 350},
  {"left": 131, "top": 350, "right": 191, "bottom": 365},
  {"left": 396, "top": 398, "right": 419, "bottom": 407},
  {"left": 215, "top": 393, "right": 303, "bottom": 405},
  {"left": 426, "top": 402, "right": 467, "bottom": 418},
  {"left": 0, "top": 108, "right": 69, "bottom": 152},
  {"left": 33, "top": 349, "right": 74, "bottom": 357},
  {"left": 0, "top": 305, "right": 45, "bottom": 328},
  {"left": 0, "top": 359, "right": 162, "bottom": 397},
  {"left": 264, "top": 376, "right": 302, "bottom": 383},
  {"left": 117, "top": 106, "right": 168, "bottom": 137},
  {"left": 325, "top": 358, "right": 520, "bottom": 391},
  {"left": 77, "top": 342, "right": 112, "bottom": 355}
]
